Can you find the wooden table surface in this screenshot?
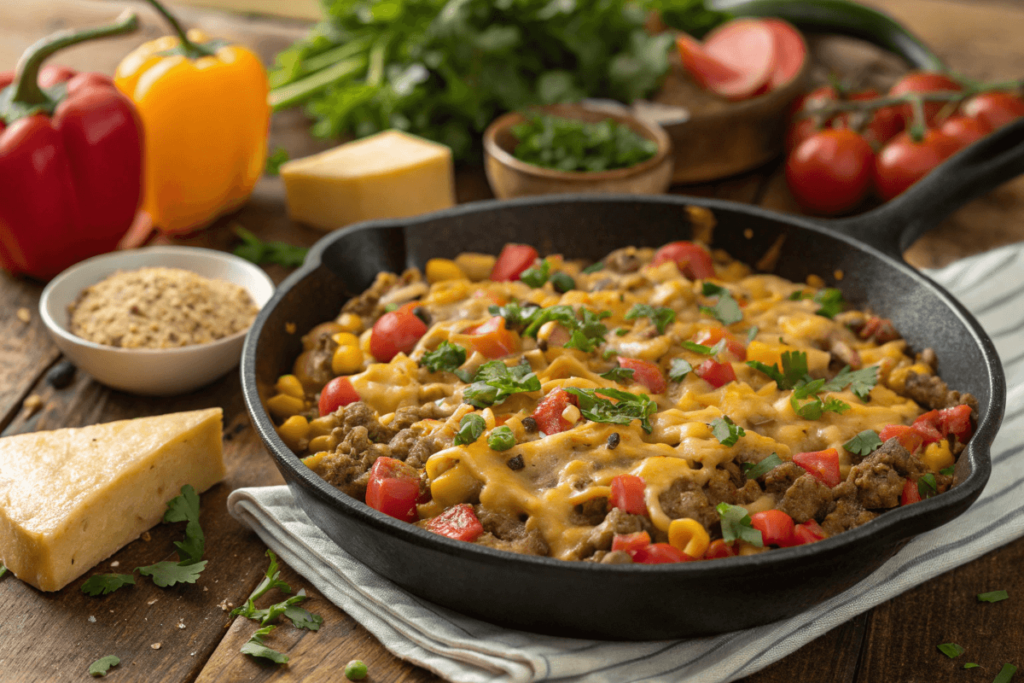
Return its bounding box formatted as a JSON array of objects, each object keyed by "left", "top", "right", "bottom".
[{"left": 2, "top": 1, "right": 1023, "bottom": 681}]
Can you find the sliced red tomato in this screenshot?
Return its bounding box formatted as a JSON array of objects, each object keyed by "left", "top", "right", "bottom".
[
  {"left": 879, "top": 424, "right": 925, "bottom": 454},
  {"left": 694, "top": 327, "right": 746, "bottom": 361},
  {"left": 618, "top": 358, "right": 667, "bottom": 394},
  {"left": 425, "top": 504, "right": 484, "bottom": 542},
  {"left": 786, "top": 129, "right": 875, "bottom": 216},
  {"left": 750, "top": 509, "right": 795, "bottom": 546},
  {"left": 365, "top": 457, "right": 421, "bottom": 522},
  {"left": 762, "top": 19, "right": 806, "bottom": 89},
  {"left": 531, "top": 388, "right": 578, "bottom": 435},
  {"left": 874, "top": 129, "right": 960, "bottom": 201},
  {"left": 651, "top": 241, "right": 715, "bottom": 280},
  {"left": 888, "top": 72, "right": 962, "bottom": 125},
  {"left": 792, "top": 448, "right": 841, "bottom": 488},
  {"left": 704, "top": 539, "right": 737, "bottom": 559},
  {"left": 490, "top": 244, "right": 539, "bottom": 282},
  {"left": 465, "top": 316, "right": 519, "bottom": 359},
  {"left": 676, "top": 33, "right": 741, "bottom": 91},
  {"left": 370, "top": 303, "right": 428, "bottom": 362},
  {"left": 632, "top": 543, "right": 694, "bottom": 564},
  {"left": 781, "top": 520, "right": 827, "bottom": 547},
  {"left": 961, "top": 91, "right": 1024, "bottom": 130},
  {"left": 319, "top": 376, "right": 360, "bottom": 416},
  {"left": 612, "top": 531, "right": 652, "bottom": 555},
  {"left": 703, "top": 19, "right": 778, "bottom": 100},
  {"left": 694, "top": 359, "right": 736, "bottom": 388},
  {"left": 939, "top": 115, "right": 991, "bottom": 149},
  {"left": 609, "top": 474, "right": 648, "bottom": 516},
  {"left": 901, "top": 477, "right": 922, "bottom": 506}
]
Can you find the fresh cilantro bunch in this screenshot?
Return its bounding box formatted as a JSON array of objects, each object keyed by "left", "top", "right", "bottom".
[
  {"left": 511, "top": 113, "right": 659, "bottom": 172},
  {"left": 746, "top": 351, "right": 879, "bottom": 420}
]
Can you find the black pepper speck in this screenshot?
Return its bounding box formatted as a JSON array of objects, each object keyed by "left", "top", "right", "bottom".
[
  {"left": 607, "top": 433, "right": 620, "bottom": 450},
  {"left": 507, "top": 454, "right": 525, "bottom": 471},
  {"left": 46, "top": 360, "right": 76, "bottom": 389}
]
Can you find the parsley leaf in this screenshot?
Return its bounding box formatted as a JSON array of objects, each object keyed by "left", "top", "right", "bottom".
[
  {"left": 978, "top": 590, "right": 1009, "bottom": 603},
  {"left": 453, "top": 413, "right": 486, "bottom": 446},
  {"left": 550, "top": 272, "right": 575, "bottom": 293},
  {"left": 463, "top": 360, "right": 541, "bottom": 408},
  {"left": 265, "top": 146, "right": 289, "bottom": 175},
  {"left": 488, "top": 301, "right": 540, "bottom": 330},
  {"left": 937, "top": 643, "right": 965, "bottom": 658},
  {"left": 994, "top": 664, "right": 1018, "bottom": 683},
  {"left": 700, "top": 291, "right": 743, "bottom": 326},
  {"left": 241, "top": 625, "right": 289, "bottom": 664},
  {"left": 940, "top": 465, "right": 956, "bottom": 476},
  {"left": 702, "top": 282, "right": 727, "bottom": 297},
  {"left": 822, "top": 365, "right": 878, "bottom": 401},
  {"left": 285, "top": 604, "right": 324, "bottom": 631},
  {"left": 746, "top": 351, "right": 808, "bottom": 390},
  {"left": 564, "top": 387, "right": 658, "bottom": 433},
  {"left": 669, "top": 358, "right": 693, "bottom": 382},
  {"left": 164, "top": 484, "right": 201, "bottom": 524},
  {"left": 582, "top": 262, "right": 604, "bottom": 274},
  {"left": 0, "top": 564, "right": 6, "bottom": 579},
  {"left": 520, "top": 259, "right": 551, "bottom": 288},
  {"left": 843, "top": 430, "right": 882, "bottom": 456},
  {"left": 88, "top": 655, "right": 120, "bottom": 677},
  {"left": 746, "top": 326, "right": 759, "bottom": 343},
  {"left": 625, "top": 304, "right": 676, "bottom": 334},
  {"left": 790, "top": 393, "right": 850, "bottom": 420},
  {"left": 682, "top": 339, "right": 727, "bottom": 356},
  {"left": 716, "top": 502, "right": 762, "bottom": 547},
  {"left": 917, "top": 473, "right": 938, "bottom": 499},
  {"left": 81, "top": 573, "right": 136, "bottom": 596},
  {"left": 487, "top": 425, "right": 516, "bottom": 451},
  {"left": 964, "top": 662, "right": 979, "bottom": 669},
  {"left": 742, "top": 453, "right": 782, "bottom": 480},
  {"left": 138, "top": 560, "right": 207, "bottom": 588},
  {"left": 710, "top": 415, "right": 745, "bottom": 447},
  {"left": 814, "top": 288, "right": 845, "bottom": 319},
  {"left": 248, "top": 589, "right": 314, "bottom": 627},
  {"left": 233, "top": 226, "right": 308, "bottom": 269},
  {"left": 601, "top": 366, "right": 636, "bottom": 383},
  {"left": 233, "top": 550, "right": 294, "bottom": 619},
  {"left": 421, "top": 341, "right": 466, "bottom": 373},
  {"left": 522, "top": 305, "right": 610, "bottom": 349}
]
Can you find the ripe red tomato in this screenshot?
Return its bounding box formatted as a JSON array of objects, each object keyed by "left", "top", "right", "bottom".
[
  {"left": 632, "top": 543, "right": 694, "bottom": 564},
  {"left": 531, "top": 388, "right": 577, "bottom": 435},
  {"left": 609, "top": 474, "right": 647, "bottom": 516},
  {"left": 778, "top": 520, "right": 826, "bottom": 547},
  {"left": 792, "top": 448, "right": 841, "bottom": 488},
  {"left": 785, "top": 86, "right": 838, "bottom": 152},
  {"left": 888, "top": 72, "right": 962, "bottom": 125},
  {"left": 750, "top": 510, "right": 795, "bottom": 546},
  {"left": 873, "top": 129, "right": 960, "bottom": 201},
  {"left": 617, "top": 357, "right": 667, "bottom": 394},
  {"left": 612, "top": 531, "right": 652, "bottom": 555},
  {"left": 365, "top": 457, "right": 421, "bottom": 522},
  {"left": 651, "top": 241, "right": 715, "bottom": 279},
  {"left": 425, "top": 504, "right": 484, "bottom": 542},
  {"left": 879, "top": 424, "right": 925, "bottom": 454},
  {"left": 369, "top": 303, "right": 428, "bottom": 362},
  {"left": 490, "top": 244, "right": 538, "bottom": 282},
  {"left": 785, "top": 129, "right": 874, "bottom": 215},
  {"left": 939, "top": 115, "right": 991, "bottom": 149},
  {"left": 704, "top": 539, "right": 737, "bottom": 559},
  {"left": 319, "top": 376, "right": 360, "bottom": 416},
  {"left": 693, "top": 327, "right": 746, "bottom": 361},
  {"left": 694, "top": 359, "right": 736, "bottom": 388},
  {"left": 961, "top": 91, "right": 1024, "bottom": 131},
  {"left": 847, "top": 89, "right": 904, "bottom": 146}
]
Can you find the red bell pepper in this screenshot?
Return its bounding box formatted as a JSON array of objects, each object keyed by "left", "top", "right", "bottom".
[
  {"left": 633, "top": 543, "right": 694, "bottom": 564},
  {"left": 611, "top": 531, "right": 652, "bottom": 555},
  {"left": 792, "top": 448, "right": 842, "bottom": 487},
  {"left": 425, "top": 504, "right": 484, "bottom": 542},
  {"left": 609, "top": 474, "right": 647, "bottom": 516},
  {"left": 704, "top": 539, "right": 737, "bottom": 559},
  {"left": 618, "top": 358, "right": 667, "bottom": 394},
  {"left": 490, "top": 244, "right": 538, "bottom": 282},
  {"left": 365, "top": 457, "right": 421, "bottom": 522},
  {"left": 750, "top": 510, "right": 795, "bottom": 546},
  {"left": 651, "top": 241, "right": 715, "bottom": 279},
  {"left": 693, "top": 327, "right": 747, "bottom": 361},
  {"left": 912, "top": 404, "right": 973, "bottom": 443},
  {"left": 0, "top": 12, "right": 143, "bottom": 280},
  {"left": 879, "top": 424, "right": 925, "bottom": 454},
  {"left": 694, "top": 359, "right": 737, "bottom": 388},
  {"left": 779, "top": 520, "right": 827, "bottom": 547},
  {"left": 531, "top": 388, "right": 578, "bottom": 435},
  {"left": 901, "top": 477, "right": 922, "bottom": 506}
]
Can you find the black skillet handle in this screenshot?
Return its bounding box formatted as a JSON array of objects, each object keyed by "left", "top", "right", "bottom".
[{"left": 824, "top": 117, "right": 1024, "bottom": 260}]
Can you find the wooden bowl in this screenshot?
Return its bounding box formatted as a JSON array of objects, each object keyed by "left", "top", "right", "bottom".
[{"left": 483, "top": 103, "right": 673, "bottom": 200}]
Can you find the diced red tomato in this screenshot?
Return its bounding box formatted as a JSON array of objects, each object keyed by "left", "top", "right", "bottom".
[
  {"left": 858, "top": 316, "right": 900, "bottom": 342},
  {"left": 941, "top": 404, "right": 973, "bottom": 441},
  {"left": 694, "top": 359, "right": 736, "bottom": 388},
  {"left": 370, "top": 303, "right": 428, "bottom": 362},
  {"left": 618, "top": 358, "right": 667, "bottom": 394},
  {"left": 901, "top": 477, "right": 922, "bottom": 506},
  {"left": 531, "top": 388, "right": 578, "bottom": 435},
  {"left": 465, "top": 316, "right": 520, "bottom": 359},
  {"left": 704, "top": 539, "right": 737, "bottom": 559},
  {"left": 750, "top": 510, "right": 795, "bottom": 546},
  {"left": 365, "top": 457, "right": 421, "bottom": 522},
  {"left": 879, "top": 425, "right": 924, "bottom": 454},
  {"left": 792, "top": 448, "right": 841, "bottom": 487},
  {"left": 694, "top": 327, "right": 747, "bottom": 360},
  {"left": 632, "top": 543, "right": 695, "bottom": 564},
  {"left": 612, "top": 531, "right": 652, "bottom": 555},
  {"left": 651, "top": 241, "right": 716, "bottom": 280},
  {"left": 319, "top": 376, "right": 360, "bottom": 416},
  {"left": 761, "top": 19, "right": 806, "bottom": 89},
  {"left": 490, "top": 244, "right": 539, "bottom": 282},
  {"left": 609, "top": 474, "right": 648, "bottom": 516},
  {"left": 425, "top": 504, "right": 484, "bottom": 542},
  {"left": 780, "top": 520, "right": 827, "bottom": 547},
  {"left": 911, "top": 411, "right": 944, "bottom": 445}
]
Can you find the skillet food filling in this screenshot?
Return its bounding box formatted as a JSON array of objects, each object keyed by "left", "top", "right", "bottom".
[{"left": 269, "top": 222, "right": 977, "bottom": 564}]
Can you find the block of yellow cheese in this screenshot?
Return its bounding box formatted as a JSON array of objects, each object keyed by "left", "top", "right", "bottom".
[
  {"left": 280, "top": 130, "right": 456, "bottom": 231},
  {"left": 0, "top": 408, "right": 224, "bottom": 591}
]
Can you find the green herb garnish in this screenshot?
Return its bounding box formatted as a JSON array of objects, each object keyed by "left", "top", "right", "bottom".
[
  {"left": 625, "top": 303, "right": 676, "bottom": 334},
  {"left": 940, "top": 465, "right": 956, "bottom": 476},
  {"left": 716, "top": 502, "right": 762, "bottom": 547},
  {"left": 463, "top": 360, "right": 541, "bottom": 408},
  {"left": 241, "top": 625, "right": 289, "bottom": 664},
  {"left": 421, "top": 341, "right": 467, "bottom": 373},
  {"left": 454, "top": 413, "right": 486, "bottom": 446},
  {"left": 520, "top": 259, "right": 551, "bottom": 288},
  {"left": 746, "top": 351, "right": 808, "bottom": 390},
  {"left": 917, "top": 473, "right": 939, "bottom": 499},
  {"left": 81, "top": 573, "right": 136, "bottom": 597},
  {"left": 669, "top": 358, "right": 693, "bottom": 382},
  {"left": 564, "top": 387, "right": 657, "bottom": 433},
  {"left": 487, "top": 425, "right": 516, "bottom": 451},
  {"left": 814, "top": 288, "right": 846, "bottom": 319},
  {"left": 746, "top": 326, "right": 759, "bottom": 343},
  {"left": 843, "top": 430, "right": 882, "bottom": 456},
  {"left": 710, "top": 415, "right": 745, "bottom": 447},
  {"left": 582, "top": 262, "right": 605, "bottom": 274},
  {"left": 822, "top": 365, "right": 879, "bottom": 400},
  {"left": 937, "top": 643, "right": 965, "bottom": 658},
  {"left": 138, "top": 560, "right": 208, "bottom": 588},
  {"left": 88, "top": 656, "right": 120, "bottom": 678},
  {"left": 511, "top": 113, "right": 658, "bottom": 172},
  {"left": 978, "top": 590, "right": 1009, "bottom": 603},
  {"left": 682, "top": 339, "right": 726, "bottom": 356},
  {"left": 742, "top": 453, "right": 782, "bottom": 480},
  {"left": 233, "top": 225, "right": 308, "bottom": 268},
  {"left": 265, "top": 146, "right": 289, "bottom": 175},
  {"left": 601, "top": 366, "right": 636, "bottom": 383},
  {"left": 488, "top": 301, "right": 540, "bottom": 330},
  {"left": 994, "top": 664, "right": 1018, "bottom": 683},
  {"left": 700, "top": 291, "right": 743, "bottom": 326},
  {"left": 551, "top": 272, "right": 575, "bottom": 293}
]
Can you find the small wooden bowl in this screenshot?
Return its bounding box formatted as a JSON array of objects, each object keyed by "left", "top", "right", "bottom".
[{"left": 483, "top": 103, "right": 674, "bottom": 200}]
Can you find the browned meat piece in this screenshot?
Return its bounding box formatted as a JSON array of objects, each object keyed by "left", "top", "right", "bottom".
[
  {"left": 856, "top": 316, "right": 900, "bottom": 343},
  {"left": 296, "top": 333, "right": 337, "bottom": 389},
  {"left": 847, "top": 436, "right": 923, "bottom": 510},
  {"left": 776, "top": 475, "right": 833, "bottom": 523},
  {"left": 659, "top": 479, "right": 718, "bottom": 529},
  {"left": 571, "top": 497, "right": 609, "bottom": 526},
  {"left": 870, "top": 436, "right": 925, "bottom": 477},
  {"left": 604, "top": 247, "right": 643, "bottom": 273},
  {"left": 475, "top": 507, "right": 549, "bottom": 556},
  {"left": 704, "top": 467, "right": 763, "bottom": 507},
  {"left": 341, "top": 271, "right": 399, "bottom": 317},
  {"left": 564, "top": 508, "right": 652, "bottom": 561},
  {"left": 904, "top": 371, "right": 978, "bottom": 414},
  {"left": 600, "top": 550, "right": 633, "bottom": 564},
  {"left": 313, "top": 426, "right": 385, "bottom": 498},
  {"left": 763, "top": 462, "right": 805, "bottom": 498},
  {"left": 822, "top": 481, "right": 878, "bottom": 535}
]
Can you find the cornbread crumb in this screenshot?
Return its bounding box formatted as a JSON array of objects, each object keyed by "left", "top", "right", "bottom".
[
  {"left": 23, "top": 395, "right": 42, "bottom": 416},
  {"left": 151, "top": 643, "right": 161, "bottom": 650},
  {"left": 16, "top": 308, "right": 30, "bottom": 323},
  {"left": 68, "top": 267, "right": 258, "bottom": 349}
]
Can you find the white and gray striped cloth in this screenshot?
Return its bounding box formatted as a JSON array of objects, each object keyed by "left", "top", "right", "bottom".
[{"left": 228, "top": 243, "right": 1024, "bottom": 683}]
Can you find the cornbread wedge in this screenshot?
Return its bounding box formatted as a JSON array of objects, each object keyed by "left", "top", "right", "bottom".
[{"left": 0, "top": 408, "right": 224, "bottom": 591}]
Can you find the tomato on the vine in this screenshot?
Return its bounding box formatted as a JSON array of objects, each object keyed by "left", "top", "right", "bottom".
[
  {"left": 939, "top": 115, "right": 991, "bottom": 150},
  {"left": 873, "top": 129, "right": 960, "bottom": 201},
  {"left": 785, "top": 86, "right": 838, "bottom": 152},
  {"left": 961, "top": 91, "right": 1024, "bottom": 131},
  {"left": 785, "top": 129, "right": 875, "bottom": 216},
  {"left": 847, "top": 89, "right": 904, "bottom": 146},
  {"left": 888, "top": 72, "right": 962, "bottom": 125}
]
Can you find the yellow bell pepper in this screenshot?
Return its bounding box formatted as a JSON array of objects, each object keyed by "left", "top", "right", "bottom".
[{"left": 114, "top": 0, "right": 269, "bottom": 234}]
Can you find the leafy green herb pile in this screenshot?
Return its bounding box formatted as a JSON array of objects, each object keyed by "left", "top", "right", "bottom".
[
  {"left": 268, "top": 0, "right": 680, "bottom": 160},
  {"left": 510, "top": 113, "right": 658, "bottom": 172}
]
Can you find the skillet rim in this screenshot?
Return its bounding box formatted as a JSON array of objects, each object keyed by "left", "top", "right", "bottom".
[{"left": 241, "top": 193, "right": 1003, "bottom": 578}]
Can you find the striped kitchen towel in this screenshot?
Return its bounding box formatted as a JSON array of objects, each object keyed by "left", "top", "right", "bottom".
[{"left": 228, "top": 243, "right": 1024, "bottom": 683}]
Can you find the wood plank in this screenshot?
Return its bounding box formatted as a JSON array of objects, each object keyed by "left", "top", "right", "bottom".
[
  {"left": 0, "top": 275, "right": 61, "bottom": 432},
  {"left": 742, "top": 614, "right": 868, "bottom": 683}
]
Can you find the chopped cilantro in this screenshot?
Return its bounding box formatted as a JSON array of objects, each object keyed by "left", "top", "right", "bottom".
[
  {"left": 522, "top": 305, "right": 610, "bottom": 349},
  {"left": 964, "top": 663, "right": 978, "bottom": 669},
  {"left": 822, "top": 365, "right": 878, "bottom": 401},
  {"left": 746, "top": 351, "right": 809, "bottom": 390},
  {"left": 710, "top": 415, "right": 745, "bottom": 447},
  {"left": 702, "top": 282, "right": 727, "bottom": 297},
  {"left": 81, "top": 573, "right": 136, "bottom": 596},
  {"left": 615, "top": 327, "right": 629, "bottom": 337},
  {"left": 233, "top": 550, "right": 294, "bottom": 619},
  {"left": 232, "top": 552, "right": 324, "bottom": 632},
  {"left": 241, "top": 625, "right": 289, "bottom": 664},
  {"left": 700, "top": 290, "right": 743, "bottom": 326},
  {"left": 940, "top": 465, "right": 956, "bottom": 476},
  {"left": 791, "top": 393, "right": 851, "bottom": 420},
  {"left": 487, "top": 425, "right": 516, "bottom": 451},
  {"left": 789, "top": 290, "right": 809, "bottom": 301},
  {"left": 383, "top": 303, "right": 400, "bottom": 312},
  {"left": 488, "top": 301, "right": 540, "bottom": 330},
  {"left": 88, "top": 655, "right": 120, "bottom": 677},
  {"left": 564, "top": 387, "right": 657, "bottom": 433},
  {"left": 814, "top": 288, "right": 845, "bottom": 318},
  {"left": 233, "top": 225, "right": 308, "bottom": 268},
  {"left": 453, "top": 413, "right": 486, "bottom": 446},
  {"left": 746, "top": 326, "right": 759, "bottom": 344},
  {"left": 625, "top": 303, "right": 676, "bottom": 334},
  {"left": 742, "top": 453, "right": 782, "bottom": 480},
  {"left": 421, "top": 341, "right": 466, "bottom": 373},
  {"left": 937, "top": 643, "right": 965, "bottom": 658},
  {"left": 601, "top": 366, "right": 636, "bottom": 383},
  {"left": 716, "top": 502, "right": 762, "bottom": 547},
  {"left": 978, "top": 590, "right": 1009, "bottom": 603},
  {"left": 582, "top": 261, "right": 605, "bottom": 274},
  {"left": 669, "top": 358, "right": 693, "bottom": 382},
  {"left": 0, "top": 564, "right": 6, "bottom": 579},
  {"left": 844, "top": 430, "right": 882, "bottom": 456},
  {"left": 683, "top": 339, "right": 727, "bottom": 356},
  {"left": 520, "top": 259, "right": 551, "bottom": 288},
  {"left": 550, "top": 272, "right": 575, "bottom": 293},
  {"left": 917, "top": 473, "right": 938, "bottom": 499},
  {"left": 265, "top": 146, "right": 289, "bottom": 175},
  {"left": 602, "top": 348, "right": 618, "bottom": 360},
  {"left": 138, "top": 560, "right": 207, "bottom": 588},
  {"left": 994, "top": 664, "right": 1018, "bottom": 683},
  {"left": 285, "top": 603, "right": 324, "bottom": 631},
  {"left": 463, "top": 360, "right": 541, "bottom": 408}
]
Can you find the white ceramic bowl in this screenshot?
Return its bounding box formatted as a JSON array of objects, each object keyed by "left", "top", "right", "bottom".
[{"left": 39, "top": 247, "right": 275, "bottom": 396}]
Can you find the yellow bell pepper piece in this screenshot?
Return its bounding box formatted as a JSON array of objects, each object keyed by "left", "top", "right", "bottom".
[
  {"left": 668, "top": 518, "right": 710, "bottom": 559},
  {"left": 114, "top": 0, "right": 269, "bottom": 234}
]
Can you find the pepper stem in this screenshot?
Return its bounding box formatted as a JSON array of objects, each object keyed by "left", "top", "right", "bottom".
[
  {"left": 11, "top": 10, "right": 138, "bottom": 106},
  {"left": 143, "top": 0, "right": 214, "bottom": 59}
]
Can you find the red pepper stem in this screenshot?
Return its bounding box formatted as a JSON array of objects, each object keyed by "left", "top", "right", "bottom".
[
  {"left": 11, "top": 11, "right": 138, "bottom": 107},
  {"left": 142, "top": 0, "right": 213, "bottom": 59}
]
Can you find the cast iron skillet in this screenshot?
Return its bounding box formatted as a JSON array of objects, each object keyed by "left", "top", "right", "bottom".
[{"left": 241, "top": 119, "right": 1022, "bottom": 640}]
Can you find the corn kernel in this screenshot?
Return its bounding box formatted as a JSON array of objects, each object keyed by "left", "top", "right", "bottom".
[
  {"left": 426, "top": 258, "right": 467, "bottom": 284},
  {"left": 336, "top": 312, "right": 363, "bottom": 333},
  {"left": 430, "top": 463, "right": 482, "bottom": 507},
  {"left": 806, "top": 274, "right": 826, "bottom": 288},
  {"left": 308, "top": 415, "right": 336, "bottom": 438},
  {"left": 454, "top": 253, "right": 496, "bottom": 281},
  {"left": 332, "top": 344, "right": 364, "bottom": 375},
  {"left": 561, "top": 404, "right": 581, "bottom": 425},
  {"left": 922, "top": 441, "right": 955, "bottom": 473},
  {"left": 302, "top": 451, "right": 328, "bottom": 470},
  {"left": 308, "top": 434, "right": 338, "bottom": 453},
  {"left": 331, "top": 332, "right": 360, "bottom": 347},
  {"left": 668, "top": 518, "right": 710, "bottom": 559},
  {"left": 274, "top": 374, "right": 305, "bottom": 399},
  {"left": 429, "top": 280, "right": 471, "bottom": 305},
  {"left": 266, "top": 393, "right": 306, "bottom": 420},
  {"left": 277, "top": 415, "right": 310, "bottom": 451}
]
